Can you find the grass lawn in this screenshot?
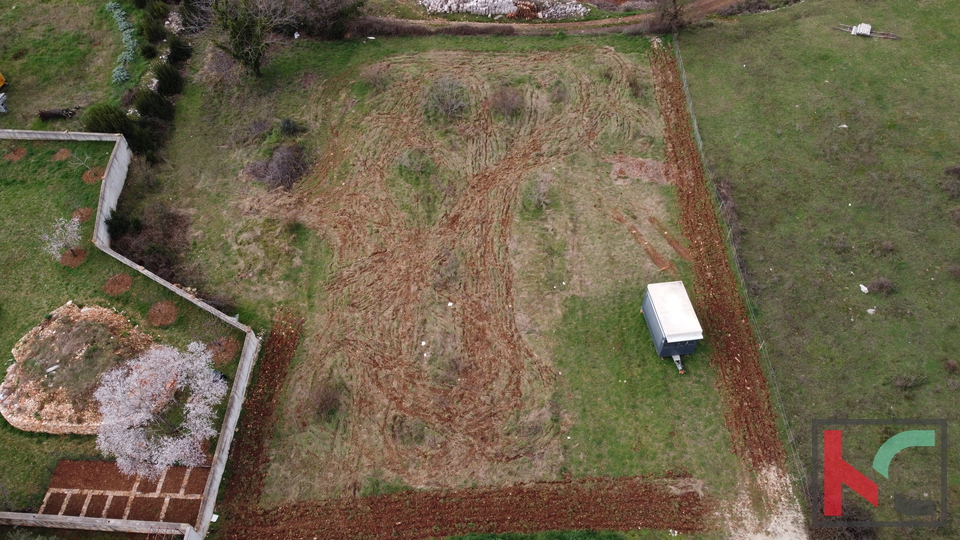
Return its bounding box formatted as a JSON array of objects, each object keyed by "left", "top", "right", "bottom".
[
  {"left": 0, "top": 0, "right": 144, "bottom": 131},
  {"left": 679, "top": 0, "right": 960, "bottom": 534},
  {"left": 0, "top": 139, "right": 243, "bottom": 511}
]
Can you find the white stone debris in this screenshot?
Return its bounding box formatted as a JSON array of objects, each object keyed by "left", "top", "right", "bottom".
[{"left": 418, "top": 0, "right": 587, "bottom": 19}]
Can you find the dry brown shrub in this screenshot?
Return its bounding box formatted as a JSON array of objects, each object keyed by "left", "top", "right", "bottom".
[
  {"left": 868, "top": 277, "right": 895, "bottom": 296},
  {"left": 103, "top": 273, "right": 134, "bottom": 296},
  {"left": 246, "top": 143, "right": 308, "bottom": 190},
  {"left": 949, "top": 264, "right": 960, "bottom": 281},
  {"left": 147, "top": 301, "right": 178, "bottom": 327},
  {"left": 944, "top": 359, "right": 958, "bottom": 375},
  {"left": 490, "top": 86, "right": 524, "bottom": 120},
  {"left": 942, "top": 166, "right": 960, "bottom": 199},
  {"left": 360, "top": 62, "right": 390, "bottom": 92}
]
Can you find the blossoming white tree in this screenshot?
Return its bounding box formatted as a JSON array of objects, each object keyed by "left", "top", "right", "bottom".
[
  {"left": 94, "top": 343, "right": 228, "bottom": 478},
  {"left": 40, "top": 217, "right": 82, "bottom": 260}
]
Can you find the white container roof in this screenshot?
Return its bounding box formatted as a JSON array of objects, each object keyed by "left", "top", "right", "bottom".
[{"left": 647, "top": 281, "right": 704, "bottom": 342}]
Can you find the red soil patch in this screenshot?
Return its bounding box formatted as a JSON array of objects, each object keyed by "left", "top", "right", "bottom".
[
  {"left": 207, "top": 336, "right": 242, "bottom": 366},
  {"left": 649, "top": 42, "right": 785, "bottom": 471},
  {"left": 3, "top": 147, "right": 26, "bottom": 162},
  {"left": 72, "top": 206, "right": 94, "bottom": 223},
  {"left": 127, "top": 497, "right": 165, "bottom": 521},
  {"left": 42, "top": 460, "right": 209, "bottom": 524},
  {"left": 220, "top": 311, "right": 305, "bottom": 515},
  {"left": 148, "top": 300, "right": 178, "bottom": 327},
  {"left": 82, "top": 166, "right": 105, "bottom": 184},
  {"left": 86, "top": 494, "right": 109, "bottom": 517},
  {"left": 165, "top": 498, "right": 202, "bottom": 524},
  {"left": 222, "top": 474, "right": 712, "bottom": 539},
  {"left": 58, "top": 248, "right": 87, "bottom": 268},
  {"left": 104, "top": 496, "right": 129, "bottom": 519},
  {"left": 103, "top": 273, "right": 134, "bottom": 295},
  {"left": 52, "top": 148, "right": 72, "bottom": 161}
]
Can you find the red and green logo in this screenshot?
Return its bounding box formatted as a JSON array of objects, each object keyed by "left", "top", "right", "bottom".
[{"left": 812, "top": 419, "right": 947, "bottom": 527}]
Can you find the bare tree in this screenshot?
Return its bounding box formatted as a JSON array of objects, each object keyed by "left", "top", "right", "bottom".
[
  {"left": 94, "top": 343, "right": 229, "bottom": 478},
  {"left": 649, "top": 0, "right": 687, "bottom": 34},
  {"left": 210, "top": 0, "right": 296, "bottom": 77},
  {"left": 41, "top": 217, "right": 82, "bottom": 260}
]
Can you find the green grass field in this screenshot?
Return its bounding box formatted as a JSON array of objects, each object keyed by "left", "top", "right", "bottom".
[
  {"left": 0, "top": 139, "right": 243, "bottom": 511},
  {"left": 680, "top": 0, "right": 960, "bottom": 534}
]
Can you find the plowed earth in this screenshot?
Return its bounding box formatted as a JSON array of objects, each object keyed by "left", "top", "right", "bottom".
[
  {"left": 223, "top": 475, "right": 712, "bottom": 539},
  {"left": 648, "top": 41, "right": 785, "bottom": 471}
]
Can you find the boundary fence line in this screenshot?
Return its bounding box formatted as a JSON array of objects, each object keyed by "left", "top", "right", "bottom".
[
  {"left": 0, "top": 129, "right": 261, "bottom": 539},
  {"left": 669, "top": 40, "right": 810, "bottom": 499}
]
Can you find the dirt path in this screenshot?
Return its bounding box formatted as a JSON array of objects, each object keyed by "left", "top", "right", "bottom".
[
  {"left": 648, "top": 37, "right": 807, "bottom": 540},
  {"left": 358, "top": 0, "right": 747, "bottom": 36},
  {"left": 221, "top": 475, "right": 712, "bottom": 539}
]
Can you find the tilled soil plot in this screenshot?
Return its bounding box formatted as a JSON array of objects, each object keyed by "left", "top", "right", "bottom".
[
  {"left": 223, "top": 475, "right": 712, "bottom": 539},
  {"left": 648, "top": 41, "right": 785, "bottom": 470}
]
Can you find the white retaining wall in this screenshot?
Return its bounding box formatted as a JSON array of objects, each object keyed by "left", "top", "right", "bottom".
[{"left": 0, "top": 129, "right": 261, "bottom": 539}]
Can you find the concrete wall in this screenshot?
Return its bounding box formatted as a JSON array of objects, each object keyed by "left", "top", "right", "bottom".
[
  {"left": 0, "top": 512, "right": 197, "bottom": 537},
  {"left": 0, "top": 130, "right": 262, "bottom": 539}
]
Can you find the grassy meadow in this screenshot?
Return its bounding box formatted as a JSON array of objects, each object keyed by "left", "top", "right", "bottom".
[{"left": 680, "top": 0, "right": 960, "bottom": 534}]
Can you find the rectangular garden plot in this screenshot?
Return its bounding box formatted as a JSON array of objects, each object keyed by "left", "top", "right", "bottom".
[{"left": 38, "top": 460, "right": 209, "bottom": 524}]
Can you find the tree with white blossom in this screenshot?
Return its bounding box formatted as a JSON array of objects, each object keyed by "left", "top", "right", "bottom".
[
  {"left": 41, "top": 217, "right": 82, "bottom": 260},
  {"left": 94, "top": 343, "right": 229, "bottom": 478}
]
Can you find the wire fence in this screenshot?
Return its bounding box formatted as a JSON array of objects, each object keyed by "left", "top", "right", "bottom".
[{"left": 670, "top": 38, "right": 810, "bottom": 500}]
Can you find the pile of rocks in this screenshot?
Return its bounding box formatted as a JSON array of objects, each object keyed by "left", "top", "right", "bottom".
[{"left": 418, "top": 0, "right": 588, "bottom": 19}]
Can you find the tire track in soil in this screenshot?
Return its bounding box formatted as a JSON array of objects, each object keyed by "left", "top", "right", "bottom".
[
  {"left": 647, "top": 41, "right": 785, "bottom": 471},
  {"left": 222, "top": 475, "right": 713, "bottom": 540}
]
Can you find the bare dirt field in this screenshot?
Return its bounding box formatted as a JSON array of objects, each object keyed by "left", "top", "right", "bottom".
[{"left": 248, "top": 46, "right": 682, "bottom": 503}]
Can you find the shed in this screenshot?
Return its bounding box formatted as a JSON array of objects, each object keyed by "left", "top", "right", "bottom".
[{"left": 641, "top": 281, "right": 703, "bottom": 372}]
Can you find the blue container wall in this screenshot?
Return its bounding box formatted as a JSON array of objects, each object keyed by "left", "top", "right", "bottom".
[{"left": 642, "top": 292, "right": 699, "bottom": 358}]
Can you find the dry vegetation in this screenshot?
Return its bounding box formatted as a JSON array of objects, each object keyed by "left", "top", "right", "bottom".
[{"left": 243, "top": 47, "right": 676, "bottom": 502}]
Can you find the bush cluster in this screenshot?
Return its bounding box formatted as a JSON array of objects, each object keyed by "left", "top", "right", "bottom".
[
  {"left": 134, "top": 88, "right": 175, "bottom": 121},
  {"left": 106, "top": 2, "right": 138, "bottom": 84},
  {"left": 424, "top": 77, "right": 470, "bottom": 122},
  {"left": 154, "top": 61, "right": 184, "bottom": 96},
  {"left": 246, "top": 143, "right": 309, "bottom": 190}
]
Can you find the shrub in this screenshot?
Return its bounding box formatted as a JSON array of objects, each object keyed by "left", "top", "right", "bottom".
[
  {"left": 111, "top": 65, "right": 130, "bottom": 84},
  {"left": 247, "top": 143, "right": 308, "bottom": 189},
  {"left": 105, "top": 212, "right": 143, "bottom": 238},
  {"left": 490, "top": 86, "right": 524, "bottom": 120},
  {"left": 950, "top": 264, "right": 960, "bottom": 281},
  {"left": 140, "top": 16, "right": 167, "bottom": 43},
  {"left": 167, "top": 34, "right": 193, "bottom": 64},
  {"left": 868, "top": 277, "right": 895, "bottom": 296},
  {"left": 945, "top": 359, "right": 959, "bottom": 375},
  {"left": 154, "top": 61, "right": 184, "bottom": 95},
  {"left": 548, "top": 80, "right": 568, "bottom": 104},
  {"left": 360, "top": 62, "right": 390, "bottom": 92},
  {"left": 424, "top": 77, "right": 469, "bottom": 122},
  {"left": 133, "top": 0, "right": 149, "bottom": 8},
  {"left": 943, "top": 166, "right": 960, "bottom": 198},
  {"left": 82, "top": 103, "right": 155, "bottom": 153},
  {"left": 111, "top": 203, "right": 197, "bottom": 284},
  {"left": 279, "top": 118, "right": 303, "bottom": 137},
  {"left": 893, "top": 374, "right": 924, "bottom": 392},
  {"left": 140, "top": 42, "right": 159, "bottom": 59},
  {"left": 134, "top": 88, "right": 175, "bottom": 121},
  {"left": 147, "top": 1, "right": 170, "bottom": 20}
]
